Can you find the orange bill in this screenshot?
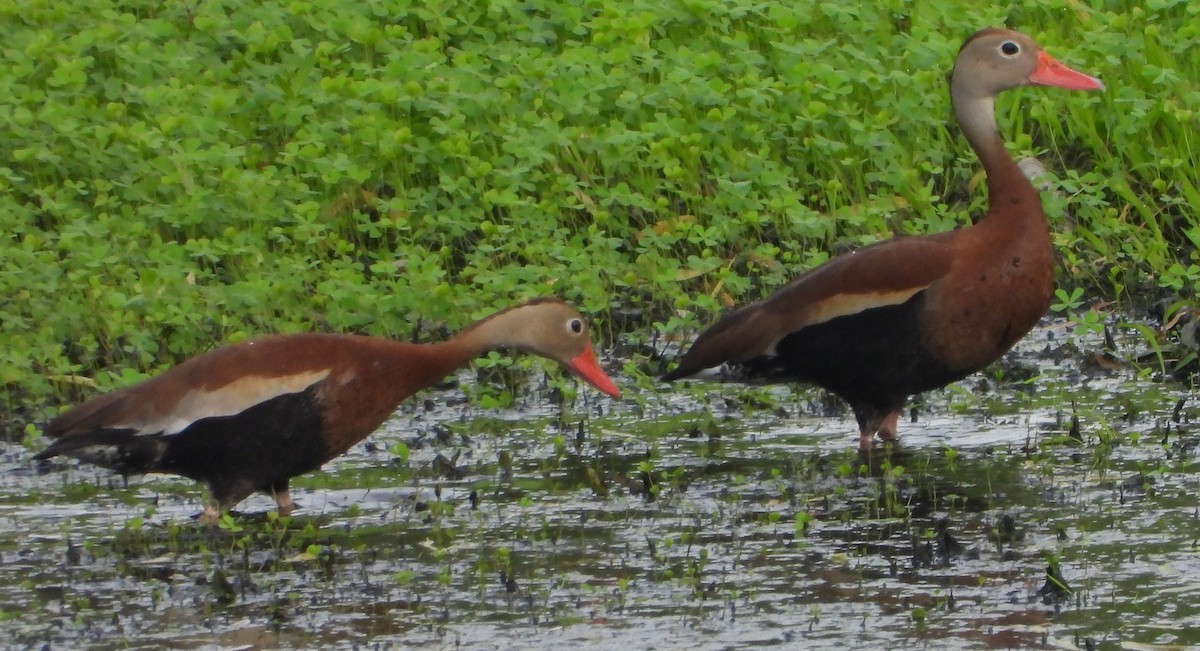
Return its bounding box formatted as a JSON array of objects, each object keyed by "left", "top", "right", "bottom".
[
  {"left": 1029, "top": 50, "right": 1105, "bottom": 91},
  {"left": 567, "top": 344, "right": 621, "bottom": 398}
]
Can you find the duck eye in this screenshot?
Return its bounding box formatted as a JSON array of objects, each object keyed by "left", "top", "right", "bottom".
[
  {"left": 567, "top": 318, "right": 583, "bottom": 335},
  {"left": 1000, "top": 41, "right": 1020, "bottom": 57}
]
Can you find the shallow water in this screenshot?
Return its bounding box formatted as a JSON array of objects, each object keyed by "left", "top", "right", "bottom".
[{"left": 2, "top": 320, "right": 1198, "bottom": 650}]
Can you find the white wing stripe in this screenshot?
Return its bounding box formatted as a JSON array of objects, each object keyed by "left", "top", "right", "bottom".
[
  {"left": 764, "top": 287, "right": 927, "bottom": 356},
  {"left": 806, "top": 287, "right": 926, "bottom": 327},
  {"left": 121, "top": 370, "right": 331, "bottom": 436}
]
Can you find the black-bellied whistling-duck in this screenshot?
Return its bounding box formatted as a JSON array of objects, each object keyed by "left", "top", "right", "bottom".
[
  {"left": 662, "top": 28, "right": 1104, "bottom": 450},
  {"left": 35, "top": 298, "right": 620, "bottom": 521}
]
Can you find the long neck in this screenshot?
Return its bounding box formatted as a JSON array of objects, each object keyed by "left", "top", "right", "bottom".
[
  {"left": 952, "top": 88, "right": 1040, "bottom": 220},
  {"left": 377, "top": 305, "right": 546, "bottom": 391},
  {"left": 446, "top": 305, "right": 536, "bottom": 360}
]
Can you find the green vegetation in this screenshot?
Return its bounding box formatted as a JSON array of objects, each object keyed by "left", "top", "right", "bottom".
[
  {"left": 6, "top": 377, "right": 1196, "bottom": 648},
  {"left": 3, "top": 0, "right": 1197, "bottom": 424}
]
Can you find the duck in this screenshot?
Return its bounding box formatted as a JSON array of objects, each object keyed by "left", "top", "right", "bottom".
[
  {"left": 34, "top": 297, "right": 621, "bottom": 521},
  {"left": 662, "top": 28, "right": 1104, "bottom": 449}
]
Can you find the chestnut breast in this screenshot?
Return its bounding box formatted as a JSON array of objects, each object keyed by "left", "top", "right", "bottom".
[{"left": 919, "top": 200, "right": 1054, "bottom": 372}]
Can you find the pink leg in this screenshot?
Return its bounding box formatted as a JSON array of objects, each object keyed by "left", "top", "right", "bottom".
[
  {"left": 274, "top": 489, "right": 295, "bottom": 516},
  {"left": 199, "top": 503, "right": 222, "bottom": 525},
  {"left": 857, "top": 409, "right": 902, "bottom": 450},
  {"left": 877, "top": 411, "right": 900, "bottom": 442}
]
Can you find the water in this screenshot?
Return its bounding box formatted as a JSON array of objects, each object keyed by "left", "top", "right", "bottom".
[{"left": 1, "top": 320, "right": 1197, "bottom": 650}]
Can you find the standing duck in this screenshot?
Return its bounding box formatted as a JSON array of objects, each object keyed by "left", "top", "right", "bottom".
[
  {"left": 662, "top": 28, "right": 1104, "bottom": 449},
  {"left": 35, "top": 298, "right": 620, "bottom": 521}
]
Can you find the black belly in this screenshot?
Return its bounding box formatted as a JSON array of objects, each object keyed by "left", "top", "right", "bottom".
[
  {"left": 737, "top": 292, "right": 966, "bottom": 411},
  {"left": 156, "top": 388, "right": 330, "bottom": 503}
]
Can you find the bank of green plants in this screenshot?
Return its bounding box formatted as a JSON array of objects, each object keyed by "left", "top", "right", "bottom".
[{"left": 3, "top": 0, "right": 1198, "bottom": 429}]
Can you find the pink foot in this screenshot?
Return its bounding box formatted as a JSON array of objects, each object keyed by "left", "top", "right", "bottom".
[
  {"left": 877, "top": 411, "right": 900, "bottom": 443},
  {"left": 274, "top": 490, "right": 295, "bottom": 516},
  {"left": 199, "top": 504, "right": 222, "bottom": 526}
]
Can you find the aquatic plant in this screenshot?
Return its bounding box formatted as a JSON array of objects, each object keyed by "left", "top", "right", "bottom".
[{"left": 2, "top": 1, "right": 1198, "bottom": 424}]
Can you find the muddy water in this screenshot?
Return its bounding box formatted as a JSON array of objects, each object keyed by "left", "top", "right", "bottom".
[{"left": 1, "top": 321, "right": 1198, "bottom": 650}]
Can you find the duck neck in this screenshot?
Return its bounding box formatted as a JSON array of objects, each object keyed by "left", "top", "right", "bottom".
[
  {"left": 442, "top": 306, "right": 530, "bottom": 364},
  {"left": 953, "top": 91, "right": 1040, "bottom": 223}
]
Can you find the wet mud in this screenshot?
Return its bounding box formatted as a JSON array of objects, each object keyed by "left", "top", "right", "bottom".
[{"left": 1, "top": 320, "right": 1197, "bottom": 650}]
